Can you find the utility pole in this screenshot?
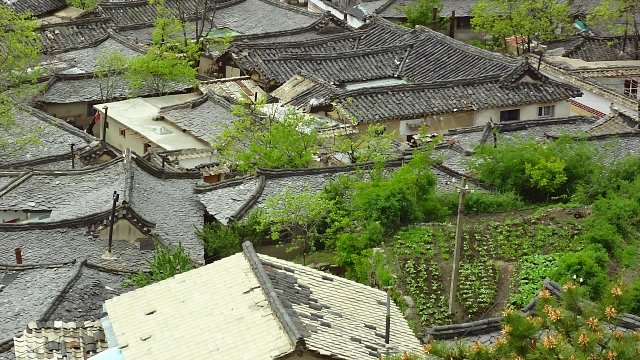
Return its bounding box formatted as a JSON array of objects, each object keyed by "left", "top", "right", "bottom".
[{"left": 448, "top": 178, "right": 468, "bottom": 314}]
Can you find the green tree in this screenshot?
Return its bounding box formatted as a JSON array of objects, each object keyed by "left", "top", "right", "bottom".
[
  {"left": 326, "top": 123, "right": 398, "bottom": 164},
  {"left": 95, "top": 49, "right": 128, "bottom": 103},
  {"left": 0, "top": 5, "right": 41, "bottom": 150},
  {"left": 212, "top": 99, "right": 321, "bottom": 174},
  {"left": 401, "top": 0, "right": 445, "bottom": 29},
  {"left": 65, "top": 0, "right": 97, "bottom": 10},
  {"left": 125, "top": 49, "right": 197, "bottom": 96},
  {"left": 471, "top": 0, "right": 571, "bottom": 52},
  {"left": 124, "top": 244, "right": 193, "bottom": 287},
  {"left": 254, "top": 188, "right": 332, "bottom": 265},
  {"left": 588, "top": 0, "right": 640, "bottom": 59}
]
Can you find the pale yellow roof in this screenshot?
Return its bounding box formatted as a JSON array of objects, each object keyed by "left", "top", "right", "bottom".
[{"left": 104, "top": 253, "right": 294, "bottom": 360}]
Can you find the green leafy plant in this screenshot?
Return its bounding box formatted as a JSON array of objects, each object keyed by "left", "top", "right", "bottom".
[
  {"left": 124, "top": 244, "right": 193, "bottom": 287},
  {"left": 509, "top": 254, "right": 560, "bottom": 308}
]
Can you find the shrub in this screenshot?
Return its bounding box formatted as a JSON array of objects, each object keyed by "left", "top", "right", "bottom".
[
  {"left": 464, "top": 191, "right": 526, "bottom": 214},
  {"left": 124, "top": 244, "right": 193, "bottom": 288},
  {"left": 580, "top": 219, "right": 622, "bottom": 255},
  {"left": 552, "top": 245, "right": 609, "bottom": 299},
  {"left": 469, "top": 135, "right": 599, "bottom": 202},
  {"left": 195, "top": 222, "right": 242, "bottom": 261}
]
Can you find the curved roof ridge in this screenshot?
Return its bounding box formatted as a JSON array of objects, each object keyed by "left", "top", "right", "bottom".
[
  {"left": 241, "top": 241, "right": 304, "bottom": 348},
  {"left": 14, "top": 102, "right": 98, "bottom": 144},
  {"left": 269, "top": 42, "right": 413, "bottom": 60}
]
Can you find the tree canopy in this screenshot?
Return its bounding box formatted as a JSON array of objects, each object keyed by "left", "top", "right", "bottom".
[
  {"left": 401, "top": 0, "right": 445, "bottom": 29},
  {"left": 212, "top": 100, "right": 322, "bottom": 174},
  {"left": 587, "top": 0, "right": 640, "bottom": 59},
  {"left": 471, "top": 0, "right": 571, "bottom": 52},
  {"left": 0, "top": 5, "right": 41, "bottom": 150}
]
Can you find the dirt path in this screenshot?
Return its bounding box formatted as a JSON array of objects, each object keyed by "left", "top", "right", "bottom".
[{"left": 491, "top": 260, "right": 516, "bottom": 317}]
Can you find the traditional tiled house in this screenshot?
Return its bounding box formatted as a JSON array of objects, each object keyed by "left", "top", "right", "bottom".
[
  {"left": 541, "top": 35, "right": 640, "bottom": 118},
  {"left": 100, "top": 242, "right": 421, "bottom": 359}
]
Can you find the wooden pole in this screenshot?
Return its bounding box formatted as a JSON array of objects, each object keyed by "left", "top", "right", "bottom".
[
  {"left": 448, "top": 178, "right": 467, "bottom": 314},
  {"left": 431, "top": 6, "right": 438, "bottom": 30},
  {"left": 448, "top": 10, "right": 456, "bottom": 38}
]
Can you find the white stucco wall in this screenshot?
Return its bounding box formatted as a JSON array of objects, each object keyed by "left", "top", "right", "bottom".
[{"left": 473, "top": 101, "right": 570, "bottom": 125}]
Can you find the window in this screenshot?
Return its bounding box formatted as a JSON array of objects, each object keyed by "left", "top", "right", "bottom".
[
  {"left": 143, "top": 143, "right": 151, "bottom": 153},
  {"left": 119, "top": 128, "right": 126, "bottom": 138},
  {"left": 499, "top": 109, "right": 521, "bottom": 122},
  {"left": 538, "top": 105, "right": 555, "bottom": 118},
  {"left": 624, "top": 79, "right": 638, "bottom": 98},
  {"left": 87, "top": 104, "right": 97, "bottom": 117}
]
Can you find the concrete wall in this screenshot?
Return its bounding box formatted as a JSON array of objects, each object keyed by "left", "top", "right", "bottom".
[
  {"left": 97, "top": 218, "right": 147, "bottom": 242},
  {"left": 99, "top": 113, "right": 149, "bottom": 155},
  {"left": 42, "top": 102, "right": 93, "bottom": 130},
  {"left": 591, "top": 77, "right": 640, "bottom": 98},
  {"left": 473, "top": 101, "right": 570, "bottom": 125},
  {"left": 199, "top": 57, "right": 217, "bottom": 77}
]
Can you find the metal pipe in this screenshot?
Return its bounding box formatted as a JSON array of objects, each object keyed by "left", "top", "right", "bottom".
[{"left": 108, "top": 191, "right": 119, "bottom": 253}]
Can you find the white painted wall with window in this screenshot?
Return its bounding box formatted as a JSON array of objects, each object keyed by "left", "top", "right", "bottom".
[{"left": 473, "top": 101, "right": 570, "bottom": 125}]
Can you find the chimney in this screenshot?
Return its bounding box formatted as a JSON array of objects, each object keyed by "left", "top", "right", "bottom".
[
  {"left": 449, "top": 10, "right": 456, "bottom": 38},
  {"left": 431, "top": 6, "right": 438, "bottom": 30},
  {"left": 15, "top": 248, "right": 22, "bottom": 264}
]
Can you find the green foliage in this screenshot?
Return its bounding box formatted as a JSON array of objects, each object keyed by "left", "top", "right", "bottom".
[
  {"left": 254, "top": 188, "right": 332, "bottom": 264},
  {"left": 628, "top": 278, "right": 640, "bottom": 315},
  {"left": 587, "top": 0, "right": 640, "bottom": 58},
  {"left": 469, "top": 135, "right": 600, "bottom": 202},
  {"left": 0, "top": 5, "right": 41, "bottom": 150},
  {"left": 428, "top": 282, "right": 640, "bottom": 360},
  {"left": 195, "top": 222, "right": 243, "bottom": 260},
  {"left": 438, "top": 191, "right": 526, "bottom": 215},
  {"left": 213, "top": 99, "right": 321, "bottom": 174},
  {"left": 65, "top": 0, "right": 97, "bottom": 9},
  {"left": 458, "top": 259, "right": 497, "bottom": 316},
  {"left": 401, "top": 0, "right": 447, "bottom": 29},
  {"left": 580, "top": 219, "right": 623, "bottom": 256},
  {"left": 471, "top": 0, "right": 571, "bottom": 50},
  {"left": 125, "top": 49, "right": 197, "bottom": 96},
  {"left": 326, "top": 122, "right": 398, "bottom": 164},
  {"left": 124, "top": 244, "right": 193, "bottom": 287},
  {"left": 552, "top": 245, "right": 609, "bottom": 300},
  {"left": 509, "top": 254, "right": 560, "bottom": 308},
  {"left": 95, "top": 49, "right": 128, "bottom": 102}
]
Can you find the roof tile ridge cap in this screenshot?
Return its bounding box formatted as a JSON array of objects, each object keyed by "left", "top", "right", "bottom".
[
  {"left": 158, "top": 93, "right": 209, "bottom": 113},
  {"left": 296, "top": 71, "right": 341, "bottom": 92},
  {"left": 38, "top": 16, "right": 110, "bottom": 29},
  {"left": 233, "top": 31, "right": 358, "bottom": 49},
  {"left": 255, "top": 0, "right": 321, "bottom": 17},
  {"left": 39, "top": 259, "right": 87, "bottom": 323},
  {"left": 241, "top": 241, "right": 303, "bottom": 347},
  {"left": 231, "top": 174, "right": 266, "bottom": 220},
  {"left": 0, "top": 171, "right": 33, "bottom": 197},
  {"left": 0, "top": 260, "right": 76, "bottom": 269},
  {"left": 13, "top": 102, "right": 97, "bottom": 143},
  {"left": 413, "top": 25, "right": 517, "bottom": 65},
  {"left": 373, "top": 0, "right": 399, "bottom": 14},
  {"left": 272, "top": 42, "right": 415, "bottom": 60},
  {"left": 338, "top": 77, "right": 498, "bottom": 97},
  {"left": 195, "top": 174, "right": 258, "bottom": 192},
  {"left": 233, "top": 19, "right": 323, "bottom": 41},
  {"left": 99, "top": 0, "right": 149, "bottom": 8},
  {"left": 31, "top": 156, "right": 124, "bottom": 176},
  {"left": 108, "top": 31, "right": 147, "bottom": 54}
]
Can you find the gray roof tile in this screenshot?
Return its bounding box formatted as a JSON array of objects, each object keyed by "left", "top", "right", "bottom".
[{"left": 159, "top": 95, "right": 236, "bottom": 141}]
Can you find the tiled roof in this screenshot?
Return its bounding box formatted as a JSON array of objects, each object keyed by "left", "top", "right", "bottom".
[
  {"left": 199, "top": 77, "right": 267, "bottom": 102},
  {"left": 0, "top": 264, "right": 77, "bottom": 345},
  {"left": 104, "top": 242, "right": 420, "bottom": 359},
  {"left": 213, "top": 0, "right": 320, "bottom": 35},
  {"left": 545, "top": 36, "right": 637, "bottom": 62},
  {"left": 104, "top": 251, "right": 295, "bottom": 360},
  {"left": 259, "top": 251, "right": 422, "bottom": 358},
  {"left": 230, "top": 13, "right": 351, "bottom": 44},
  {"left": 229, "top": 17, "right": 517, "bottom": 86},
  {"left": 0, "top": 105, "right": 94, "bottom": 169},
  {"left": 39, "top": 18, "right": 112, "bottom": 54},
  {"left": 42, "top": 35, "right": 144, "bottom": 74},
  {"left": 13, "top": 320, "right": 108, "bottom": 360},
  {"left": 587, "top": 108, "right": 639, "bottom": 137},
  {"left": 271, "top": 73, "right": 339, "bottom": 108},
  {"left": 98, "top": 0, "right": 218, "bottom": 30},
  {"left": 335, "top": 69, "right": 582, "bottom": 124},
  {"left": 39, "top": 72, "right": 193, "bottom": 104},
  {"left": 0, "top": 159, "right": 125, "bottom": 221},
  {"left": 158, "top": 94, "right": 236, "bottom": 140},
  {"left": 6, "top": 0, "right": 66, "bottom": 16}
]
